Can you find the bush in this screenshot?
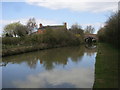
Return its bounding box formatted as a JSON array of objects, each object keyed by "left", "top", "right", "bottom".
[
  {"left": 2, "top": 37, "right": 20, "bottom": 45},
  {"left": 23, "top": 34, "right": 43, "bottom": 45},
  {"left": 2, "top": 28, "right": 83, "bottom": 50},
  {"left": 42, "top": 29, "right": 81, "bottom": 46},
  {"left": 97, "top": 28, "right": 106, "bottom": 42}
]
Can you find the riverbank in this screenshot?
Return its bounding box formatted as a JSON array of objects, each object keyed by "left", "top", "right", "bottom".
[
  {"left": 2, "top": 29, "right": 84, "bottom": 57},
  {"left": 93, "top": 43, "right": 119, "bottom": 88},
  {"left": 2, "top": 43, "right": 78, "bottom": 57}
]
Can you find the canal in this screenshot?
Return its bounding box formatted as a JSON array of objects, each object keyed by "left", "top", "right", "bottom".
[{"left": 1, "top": 44, "right": 97, "bottom": 88}]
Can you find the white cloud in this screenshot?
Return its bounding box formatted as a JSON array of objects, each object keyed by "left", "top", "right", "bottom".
[
  {"left": 81, "top": 22, "right": 105, "bottom": 30},
  {"left": 81, "top": 22, "right": 105, "bottom": 27},
  {"left": 0, "top": 18, "right": 60, "bottom": 26},
  {"left": 0, "top": 19, "right": 26, "bottom": 26},
  {"left": 25, "top": 0, "right": 118, "bottom": 13},
  {"left": 1, "top": 0, "right": 25, "bottom": 2},
  {"left": 2, "top": 0, "right": 119, "bottom": 2}
]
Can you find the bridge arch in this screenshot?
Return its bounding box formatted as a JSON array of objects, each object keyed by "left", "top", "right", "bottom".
[{"left": 84, "top": 34, "right": 98, "bottom": 43}]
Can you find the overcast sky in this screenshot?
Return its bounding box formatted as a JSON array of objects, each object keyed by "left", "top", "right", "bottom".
[{"left": 0, "top": 0, "right": 119, "bottom": 35}]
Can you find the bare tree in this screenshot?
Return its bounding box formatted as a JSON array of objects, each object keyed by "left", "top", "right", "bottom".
[
  {"left": 26, "top": 18, "right": 37, "bottom": 34},
  {"left": 84, "top": 25, "right": 95, "bottom": 34},
  {"left": 70, "top": 23, "right": 83, "bottom": 35}
]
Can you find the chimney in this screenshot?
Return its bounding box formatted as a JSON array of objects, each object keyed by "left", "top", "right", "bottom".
[
  {"left": 39, "top": 23, "right": 42, "bottom": 28},
  {"left": 64, "top": 22, "right": 67, "bottom": 28}
]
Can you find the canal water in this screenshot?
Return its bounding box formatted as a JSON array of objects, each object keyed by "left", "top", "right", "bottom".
[{"left": 1, "top": 44, "right": 97, "bottom": 88}]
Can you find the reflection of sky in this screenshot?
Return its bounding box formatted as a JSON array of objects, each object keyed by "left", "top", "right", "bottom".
[
  {"left": 2, "top": 50, "right": 97, "bottom": 88},
  {"left": 12, "top": 67, "right": 94, "bottom": 88}
]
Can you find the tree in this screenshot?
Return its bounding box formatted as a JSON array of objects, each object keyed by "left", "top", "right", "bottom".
[
  {"left": 84, "top": 25, "right": 95, "bottom": 34},
  {"left": 3, "top": 22, "right": 21, "bottom": 37},
  {"left": 97, "top": 11, "right": 119, "bottom": 48},
  {"left": 15, "top": 24, "right": 29, "bottom": 37},
  {"left": 3, "top": 22, "right": 29, "bottom": 37},
  {"left": 97, "top": 27, "right": 105, "bottom": 42},
  {"left": 70, "top": 23, "right": 84, "bottom": 35},
  {"left": 26, "top": 18, "right": 37, "bottom": 34},
  {"left": 105, "top": 12, "right": 118, "bottom": 43}
]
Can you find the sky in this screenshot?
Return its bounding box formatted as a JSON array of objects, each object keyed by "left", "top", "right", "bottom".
[{"left": 0, "top": 0, "right": 119, "bottom": 35}]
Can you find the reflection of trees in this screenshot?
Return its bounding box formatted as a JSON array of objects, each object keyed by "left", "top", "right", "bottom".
[
  {"left": 2, "top": 45, "right": 96, "bottom": 70},
  {"left": 70, "top": 46, "right": 84, "bottom": 63},
  {"left": 34, "top": 46, "right": 85, "bottom": 70},
  {"left": 27, "top": 58, "right": 38, "bottom": 69},
  {"left": 2, "top": 54, "right": 38, "bottom": 69}
]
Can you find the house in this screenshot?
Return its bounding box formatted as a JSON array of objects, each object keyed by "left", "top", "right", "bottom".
[{"left": 37, "top": 22, "right": 67, "bottom": 34}]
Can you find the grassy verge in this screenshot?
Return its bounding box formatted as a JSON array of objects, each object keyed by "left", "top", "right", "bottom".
[{"left": 93, "top": 43, "right": 119, "bottom": 88}]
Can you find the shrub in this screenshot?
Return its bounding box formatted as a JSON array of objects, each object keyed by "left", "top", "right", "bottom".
[
  {"left": 42, "top": 29, "right": 81, "bottom": 46},
  {"left": 2, "top": 37, "right": 20, "bottom": 45},
  {"left": 2, "top": 28, "right": 82, "bottom": 49}
]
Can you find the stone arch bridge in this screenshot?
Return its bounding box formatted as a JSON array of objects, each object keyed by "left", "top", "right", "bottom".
[{"left": 84, "top": 34, "right": 98, "bottom": 43}]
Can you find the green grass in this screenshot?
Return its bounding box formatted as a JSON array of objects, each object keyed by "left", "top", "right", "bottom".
[{"left": 93, "top": 43, "right": 119, "bottom": 88}]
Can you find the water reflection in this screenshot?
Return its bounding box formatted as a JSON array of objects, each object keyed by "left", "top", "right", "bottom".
[
  {"left": 2, "top": 46, "right": 86, "bottom": 70},
  {"left": 2, "top": 44, "right": 97, "bottom": 88},
  {"left": 85, "top": 44, "right": 97, "bottom": 56},
  {"left": 13, "top": 67, "right": 94, "bottom": 88}
]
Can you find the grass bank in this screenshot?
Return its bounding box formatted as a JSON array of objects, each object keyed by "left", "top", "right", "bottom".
[{"left": 93, "top": 43, "right": 119, "bottom": 88}]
